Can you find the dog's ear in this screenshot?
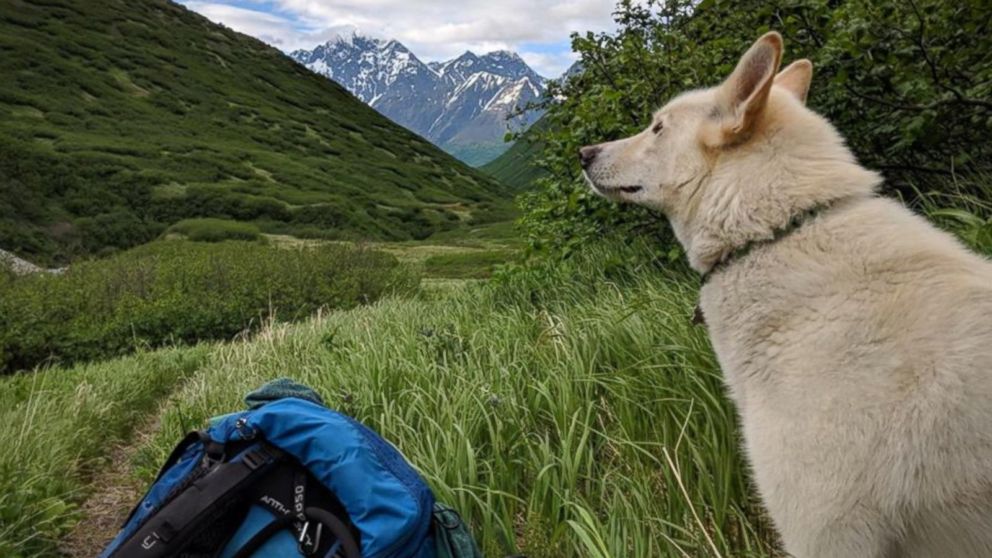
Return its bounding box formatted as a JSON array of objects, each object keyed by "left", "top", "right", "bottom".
[
  {"left": 774, "top": 59, "right": 813, "bottom": 104},
  {"left": 716, "top": 31, "right": 783, "bottom": 143}
]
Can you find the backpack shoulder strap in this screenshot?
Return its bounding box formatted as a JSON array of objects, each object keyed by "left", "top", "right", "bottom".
[
  {"left": 108, "top": 443, "right": 282, "bottom": 558},
  {"left": 117, "top": 431, "right": 206, "bottom": 532}
]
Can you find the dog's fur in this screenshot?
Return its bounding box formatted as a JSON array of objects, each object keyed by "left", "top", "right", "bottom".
[{"left": 582, "top": 32, "right": 992, "bottom": 557}]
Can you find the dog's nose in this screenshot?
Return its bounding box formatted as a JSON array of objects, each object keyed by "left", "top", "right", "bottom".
[{"left": 579, "top": 145, "right": 601, "bottom": 169}]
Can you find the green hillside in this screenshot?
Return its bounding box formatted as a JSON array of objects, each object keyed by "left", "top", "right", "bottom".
[
  {"left": 481, "top": 116, "right": 549, "bottom": 190},
  {"left": 445, "top": 141, "right": 507, "bottom": 168},
  {"left": 0, "top": 0, "right": 509, "bottom": 265}
]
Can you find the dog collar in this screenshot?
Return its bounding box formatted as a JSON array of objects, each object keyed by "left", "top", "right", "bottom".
[{"left": 692, "top": 201, "right": 838, "bottom": 326}]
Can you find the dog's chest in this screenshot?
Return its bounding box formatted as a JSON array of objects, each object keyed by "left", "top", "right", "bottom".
[{"left": 696, "top": 255, "right": 869, "bottom": 415}]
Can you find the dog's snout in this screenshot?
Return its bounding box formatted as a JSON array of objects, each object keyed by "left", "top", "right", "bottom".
[{"left": 579, "top": 145, "right": 601, "bottom": 169}]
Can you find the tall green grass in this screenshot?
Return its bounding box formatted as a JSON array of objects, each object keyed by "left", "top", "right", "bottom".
[
  {"left": 134, "top": 242, "right": 776, "bottom": 558},
  {"left": 913, "top": 173, "right": 992, "bottom": 256},
  {"left": 0, "top": 347, "right": 209, "bottom": 557}
]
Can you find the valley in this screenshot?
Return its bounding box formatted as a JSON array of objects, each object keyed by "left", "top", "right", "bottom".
[
  {"left": 292, "top": 36, "right": 548, "bottom": 166},
  {"left": 0, "top": 0, "right": 512, "bottom": 266}
]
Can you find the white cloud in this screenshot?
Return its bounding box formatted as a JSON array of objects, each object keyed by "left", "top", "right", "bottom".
[
  {"left": 519, "top": 50, "right": 580, "bottom": 79},
  {"left": 179, "top": 0, "right": 623, "bottom": 76},
  {"left": 182, "top": 2, "right": 302, "bottom": 49}
]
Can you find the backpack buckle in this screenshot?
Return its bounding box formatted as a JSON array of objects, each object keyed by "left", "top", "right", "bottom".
[
  {"left": 197, "top": 432, "right": 226, "bottom": 468},
  {"left": 242, "top": 446, "right": 274, "bottom": 471},
  {"left": 297, "top": 520, "right": 322, "bottom": 556}
]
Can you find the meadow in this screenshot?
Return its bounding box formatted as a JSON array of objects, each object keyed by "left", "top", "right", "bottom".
[
  {"left": 3, "top": 241, "right": 775, "bottom": 558},
  {"left": 131, "top": 244, "right": 772, "bottom": 558},
  {"left": 2, "top": 185, "right": 986, "bottom": 558}
]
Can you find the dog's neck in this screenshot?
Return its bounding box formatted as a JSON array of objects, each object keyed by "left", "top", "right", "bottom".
[
  {"left": 698, "top": 200, "right": 836, "bottom": 283},
  {"left": 672, "top": 123, "right": 882, "bottom": 275}
]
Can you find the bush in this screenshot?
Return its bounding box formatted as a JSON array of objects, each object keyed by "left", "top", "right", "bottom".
[
  {"left": 0, "top": 240, "right": 419, "bottom": 373},
  {"left": 168, "top": 218, "right": 262, "bottom": 242},
  {"left": 424, "top": 250, "right": 514, "bottom": 279},
  {"left": 523, "top": 0, "right": 992, "bottom": 255},
  {"left": 75, "top": 211, "right": 162, "bottom": 254}
]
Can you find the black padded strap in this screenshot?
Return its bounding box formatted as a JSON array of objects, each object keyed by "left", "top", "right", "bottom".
[
  {"left": 198, "top": 430, "right": 227, "bottom": 467},
  {"left": 108, "top": 444, "right": 282, "bottom": 558},
  {"left": 246, "top": 463, "right": 318, "bottom": 554},
  {"left": 118, "top": 431, "right": 203, "bottom": 530}
]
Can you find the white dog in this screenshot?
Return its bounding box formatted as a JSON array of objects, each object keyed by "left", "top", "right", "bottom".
[{"left": 581, "top": 32, "right": 992, "bottom": 558}]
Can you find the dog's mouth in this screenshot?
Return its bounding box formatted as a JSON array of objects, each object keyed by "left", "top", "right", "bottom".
[
  {"left": 611, "top": 185, "right": 643, "bottom": 194},
  {"left": 582, "top": 171, "right": 644, "bottom": 197},
  {"left": 594, "top": 184, "right": 644, "bottom": 196}
]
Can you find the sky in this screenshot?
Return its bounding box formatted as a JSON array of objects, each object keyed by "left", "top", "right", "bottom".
[{"left": 177, "top": 0, "right": 622, "bottom": 77}]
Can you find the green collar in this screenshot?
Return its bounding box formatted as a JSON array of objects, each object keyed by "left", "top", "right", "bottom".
[
  {"left": 699, "top": 202, "right": 834, "bottom": 283},
  {"left": 692, "top": 201, "right": 837, "bottom": 326}
]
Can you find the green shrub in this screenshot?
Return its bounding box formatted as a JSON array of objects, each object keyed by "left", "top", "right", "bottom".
[
  {"left": 424, "top": 250, "right": 514, "bottom": 279},
  {"left": 0, "top": 240, "right": 419, "bottom": 373},
  {"left": 75, "top": 211, "right": 162, "bottom": 254},
  {"left": 523, "top": 0, "right": 992, "bottom": 255},
  {"left": 168, "top": 218, "right": 262, "bottom": 242}
]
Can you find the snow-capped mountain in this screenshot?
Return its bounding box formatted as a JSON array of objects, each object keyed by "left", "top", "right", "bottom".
[
  {"left": 291, "top": 34, "right": 546, "bottom": 165},
  {"left": 432, "top": 50, "right": 543, "bottom": 87}
]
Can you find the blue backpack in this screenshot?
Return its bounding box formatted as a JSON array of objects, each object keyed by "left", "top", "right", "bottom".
[{"left": 100, "top": 381, "right": 483, "bottom": 558}]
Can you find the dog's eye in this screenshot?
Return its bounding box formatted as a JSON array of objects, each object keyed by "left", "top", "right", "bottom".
[{"left": 652, "top": 121, "right": 664, "bottom": 134}]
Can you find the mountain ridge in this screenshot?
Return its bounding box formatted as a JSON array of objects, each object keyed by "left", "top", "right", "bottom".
[{"left": 291, "top": 34, "right": 547, "bottom": 166}]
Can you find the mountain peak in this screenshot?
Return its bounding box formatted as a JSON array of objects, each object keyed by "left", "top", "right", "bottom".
[
  {"left": 0, "top": 0, "right": 504, "bottom": 260},
  {"left": 381, "top": 38, "right": 407, "bottom": 51},
  {"left": 300, "top": 29, "right": 389, "bottom": 53},
  {"left": 434, "top": 49, "right": 542, "bottom": 82},
  {"left": 290, "top": 34, "right": 433, "bottom": 105},
  {"left": 482, "top": 50, "right": 522, "bottom": 61}
]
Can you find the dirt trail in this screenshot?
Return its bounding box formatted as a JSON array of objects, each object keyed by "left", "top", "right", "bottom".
[{"left": 60, "top": 397, "right": 173, "bottom": 557}]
